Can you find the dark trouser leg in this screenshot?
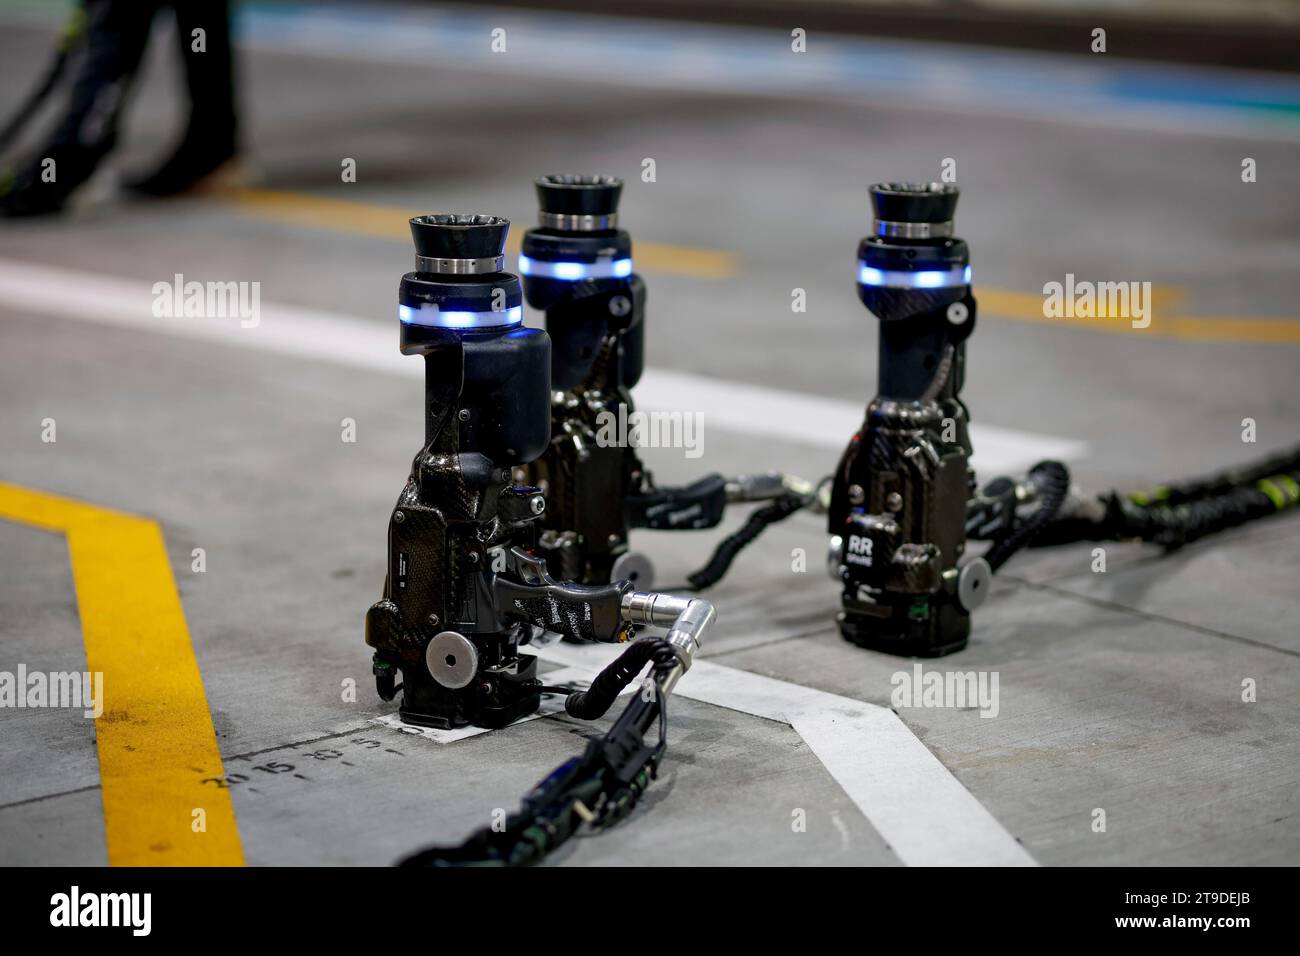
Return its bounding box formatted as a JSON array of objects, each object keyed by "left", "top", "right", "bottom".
[
  {"left": 176, "top": 0, "right": 237, "bottom": 141},
  {"left": 127, "top": 0, "right": 238, "bottom": 196}
]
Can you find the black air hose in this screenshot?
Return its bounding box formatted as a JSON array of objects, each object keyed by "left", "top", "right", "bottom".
[
  {"left": 983, "top": 460, "right": 1070, "bottom": 572},
  {"left": 562, "top": 638, "right": 675, "bottom": 720}
]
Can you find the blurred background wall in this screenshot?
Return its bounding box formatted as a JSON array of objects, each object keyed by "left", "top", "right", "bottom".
[{"left": 481, "top": 0, "right": 1300, "bottom": 69}]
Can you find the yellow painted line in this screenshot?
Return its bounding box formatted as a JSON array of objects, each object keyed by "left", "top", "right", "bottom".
[
  {"left": 223, "top": 187, "right": 409, "bottom": 242},
  {"left": 219, "top": 187, "right": 740, "bottom": 280},
  {"left": 0, "top": 482, "right": 243, "bottom": 866}
]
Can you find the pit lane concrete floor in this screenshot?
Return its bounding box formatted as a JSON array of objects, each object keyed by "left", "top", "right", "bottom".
[{"left": 1, "top": 3, "right": 1298, "bottom": 866}]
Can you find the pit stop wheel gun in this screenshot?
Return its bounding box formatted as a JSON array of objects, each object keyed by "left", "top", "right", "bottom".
[
  {"left": 827, "top": 182, "right": 988, "bottom": 658},
  {"left": 365, "top": 211, "right": 716, "bottom": 778},
  {"left": 518, "top": 174, "right": 817, "bottom": 591}
]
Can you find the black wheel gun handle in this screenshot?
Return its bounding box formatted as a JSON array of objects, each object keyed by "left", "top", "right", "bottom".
[
  {"left": 494, "top": 547, "right": 633, "bottom": 643},
  {"left": 625, "top": 473, "right": 728, "bottom": 530}
]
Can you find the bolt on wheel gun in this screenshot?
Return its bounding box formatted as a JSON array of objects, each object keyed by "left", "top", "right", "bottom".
[
  {"left": 365, "top": 212, "right": 715, "bottom": 738},
  {"left": 827, "top": 183, "right": 989, "bottom": 657},
  {"left": 519, "top": 174, "right": 816, "bottom": 591}
]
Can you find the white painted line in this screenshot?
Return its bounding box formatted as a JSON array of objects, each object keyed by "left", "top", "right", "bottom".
[
  {"left": 0, "top": 258, "right": 1085, "bottom": 476},
  {"left": 535, "top": 641, "right": 1037, "bottom": 867},
  {"left": 0, "top": 259, "right": 405, "bottom": 377}
]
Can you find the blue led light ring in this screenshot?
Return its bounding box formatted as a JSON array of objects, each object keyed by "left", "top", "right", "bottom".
[
  {"left": 398, "top": 304, "right": 523, "bottom": 329},
  {"left": 517, "top": 254, "right": 634, "bottom": 281},
  {"left": 857, "top": 263, "right": 972, "bottom": 290}
]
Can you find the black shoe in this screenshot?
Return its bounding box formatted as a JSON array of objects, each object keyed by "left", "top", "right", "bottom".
[
  {"left": 125, "top": 127, "right": 239, "bottom": 197},
  {"left": 0, "top": 181, "right": 70, "bottom": 217},
  {"left": 0, "top": 143, "right": 107, "bottom": 218}
]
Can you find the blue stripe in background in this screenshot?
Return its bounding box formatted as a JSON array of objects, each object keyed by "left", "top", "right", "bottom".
[{"left": 228, "top": 1, "right": 1300, "bottom": 131}]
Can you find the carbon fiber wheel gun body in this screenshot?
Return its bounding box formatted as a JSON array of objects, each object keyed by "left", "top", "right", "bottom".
[
  {"left": 827, "top": 183, "right": 988, "bottom": 657},
  {"left": 364, "top": 211, "right": 717, "bottom": 743}
]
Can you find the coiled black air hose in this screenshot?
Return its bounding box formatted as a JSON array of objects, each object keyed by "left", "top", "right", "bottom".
[
  {"left": 686, "top": 492, "right": 807, "bottom": 590},
  {"left": 562, "top": 637, "right": 676, "bottom": 720},
  {"left": 1109, "top": 467, "right": 1299, "bottom": 548},
  {"left": 983, "top": 460, "right": 1071, "bottom": 572},
  {"left": 1032, "top": 443, "right": 1300, "bottom": 550}
]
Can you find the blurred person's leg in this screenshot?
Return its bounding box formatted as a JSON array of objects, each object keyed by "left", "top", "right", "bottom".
[
  {"left": 127, "top": 0, "right": 239, "bottom": 196},
  {"left": 0, "top": 0, "right": 161, "bottom": 217}
]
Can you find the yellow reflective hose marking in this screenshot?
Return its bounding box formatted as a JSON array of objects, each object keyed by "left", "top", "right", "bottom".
[
  {"left": 1257, "top": 479, "right": 1286, "bottom": 510},
  {"left": 1258, "top": 475, "right": 1299, "bottom": 510}
]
